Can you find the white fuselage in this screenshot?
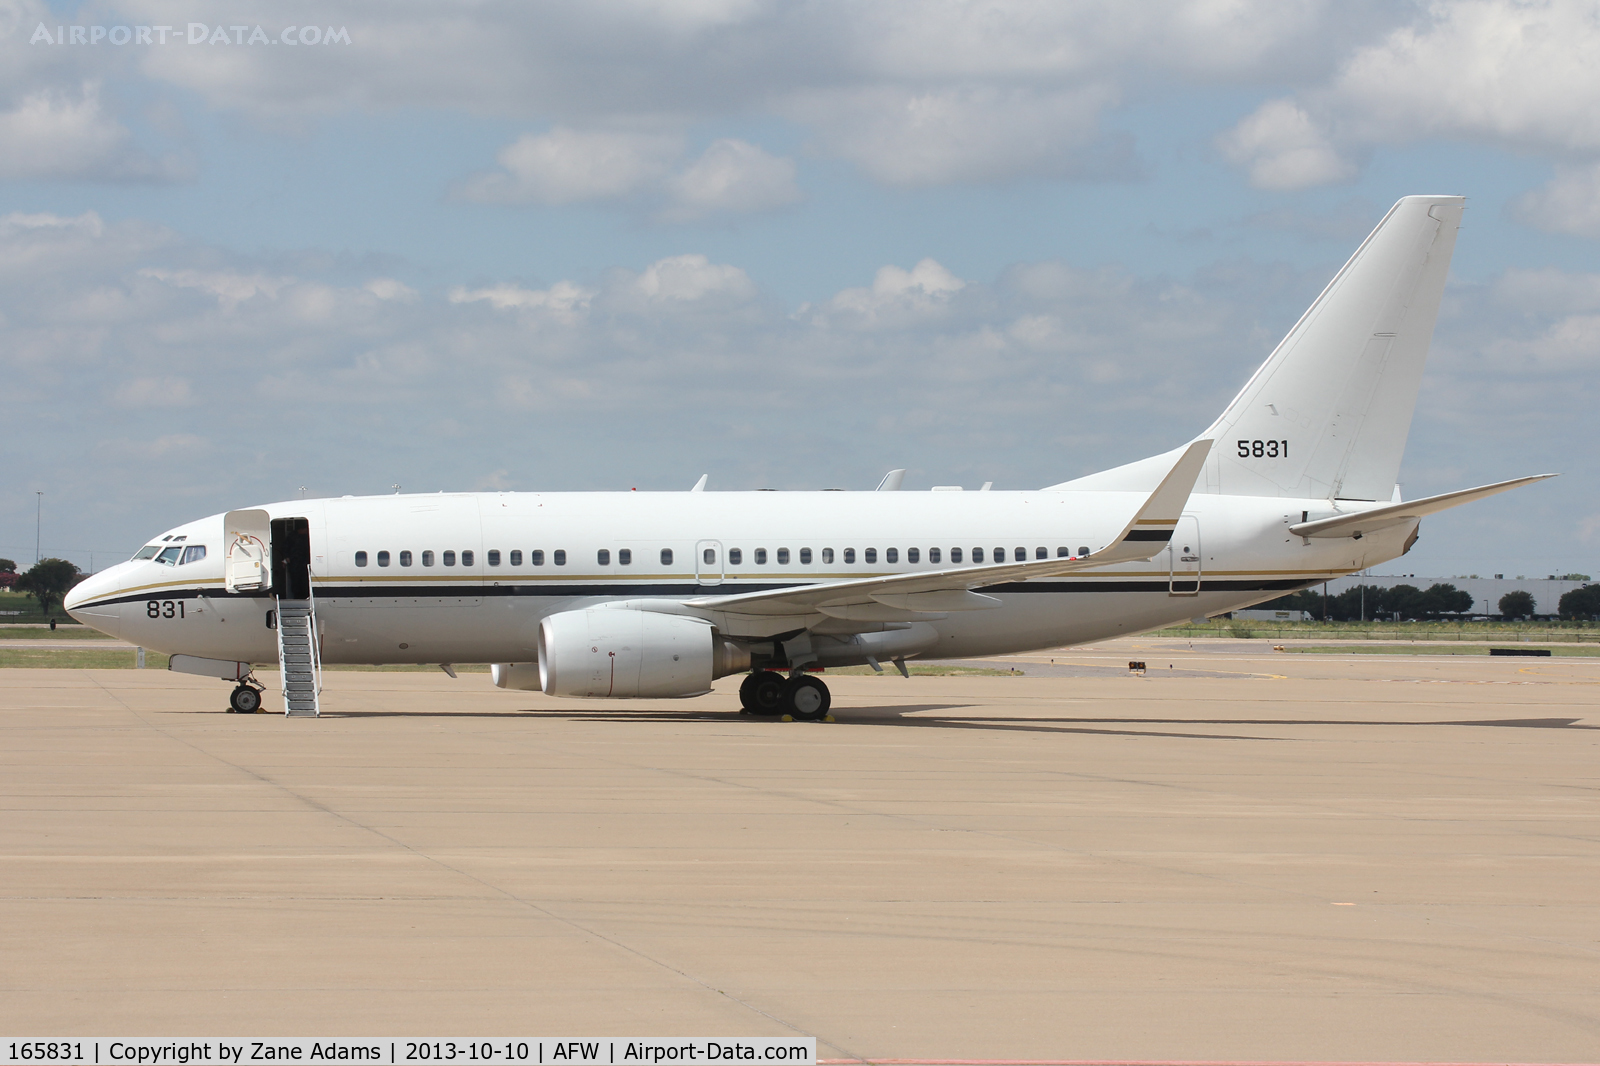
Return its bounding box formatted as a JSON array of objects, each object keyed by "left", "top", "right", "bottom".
[{"left": 67, "top": 488, "right": 1406, "bottom": 667}]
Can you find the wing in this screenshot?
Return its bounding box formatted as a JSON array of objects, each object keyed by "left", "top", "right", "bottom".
[
  {"left": 685, "top": 440, "right": 1212, "bottom": 622},
  {"left": 1288, "top": 474, "right": 1557, "bottom": 539}
]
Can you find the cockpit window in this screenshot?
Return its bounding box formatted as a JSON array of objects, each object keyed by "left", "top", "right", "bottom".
[
  {"left": 156, "top": 547, "right": 182, "bottom": 566},
  {"left": 133, "top": 546, "right": 160, "bottom": 560},
  {"left": 180, "top": 545, "right": 207, "bottom": 565}
]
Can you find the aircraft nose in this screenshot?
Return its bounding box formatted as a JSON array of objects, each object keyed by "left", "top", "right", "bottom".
[{"left": 65, "top": 566, "right": 125, "bottom": 632}]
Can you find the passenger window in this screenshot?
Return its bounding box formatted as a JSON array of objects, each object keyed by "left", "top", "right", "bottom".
[
  {"left": 703, "top": 548, "right": 715, "bottom": 565},
  {"left": 619, "top": 549, "right": 632, "bottom": 565},
  {"left": 755, "top": 548, "right": 767, "bottom": 565},
  {"left": 532, "top": 550, "right": 544, "bottom": 566},
  {"left": 181, "top": 545, "right": 207, "bottom": 565},
  {"left": 422, "top": 550, "right": 434, "bottom": 567},
  {"left": 461, "top": 550, "right": 474, "bottom": 566},
  {"left": 1036, "top": 547, "right": 1047, "bottom": 560},
  {"left": 951, "top": 547, "right": 962, "bottom": 563},
  {"left": 134, "top": 545, "right": 161, "bottom": 560},
  {"left": 443, "top": 551, "right": 456, "bottom": 566},
  {"left": 487, "top": 550, "right": 501, "bottom": 566},
  {"left": 822, "top": 548, "right": 833, "bottom": 564},
  {"left": 777, "top": 548, "right": 790, "bottom": 565},
  {"left": 509, "top": 550, "right": 522, "bottom": 566},
  {"left": 800, "top": 548, "right": 812, "bottom": 564},
  {"left": 907, "top": 548, "right": 919, "bottom": 564},
  {"left": 377, "top": 551, "right": 390, "bottom": 567},
  {"left": 400, "top": 551, "right": 413, "bottom": 566},
  {"left": 865, "top": 548, "right": 877, "bottom": 564},
  {"left": 929, "top": 547, "right": 940, "bottom": 564},
  {"left": 844, "top": 548, "right": 855, "bottom": 564},
  {"left": 1078, "top": 545, "right": 1090, "bottom": 557},
  {"left": 972, "top": 547, "right": 983, "bottom": 563},
  {"left": 729, "top": 548, "right": 741, "bottom": 565},
  {"left": 598, "top": 549, "right": 610, "bottom": 566},
  {"left": 1058, "top": 547, "right": 1070, "bottom": 557},
  {"left": 998, "top": 547, "right": 1009, "bottom": 562},
  {"left": 885, "top": 548, "right": 898, "bottom": 564},
  {"left": 1015, "top": 547, "right": 1026, "bottom": 562},
  {"left": 355, "top": 551, "right": 368, "bottom": 567},
  {"left": 661, "top": 548, "right": 673, "bottom": 565},
  {"left": 553, "top": 550, "right": 566, "bottom": 566}
]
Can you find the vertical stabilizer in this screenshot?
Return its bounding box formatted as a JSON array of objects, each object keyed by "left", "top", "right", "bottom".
[{"left": 1194, "top": 195, "right": 1464, "bottom": 500}]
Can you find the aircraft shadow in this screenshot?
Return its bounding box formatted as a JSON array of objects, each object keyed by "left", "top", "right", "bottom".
[{"left": 322, "top": 705, "right": 1596, "bottom": 739}]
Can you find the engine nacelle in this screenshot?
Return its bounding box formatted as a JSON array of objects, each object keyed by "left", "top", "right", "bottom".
[
  {"left": 490, "top": 662, "right": 544, "bottom": 691},
  {"left": 537, "top": 609, "right": 747, "bottom": 698}
]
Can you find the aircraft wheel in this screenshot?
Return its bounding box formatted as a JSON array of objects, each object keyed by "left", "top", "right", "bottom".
[
  {"left": 784, "top": 675, "right": 831, "bottom": 721},
  {"left": 741, "top": 672, "right": 786, "bottom": 716},
  {"left": 228, "top": 685, "right": 262, "bottom": 714}
]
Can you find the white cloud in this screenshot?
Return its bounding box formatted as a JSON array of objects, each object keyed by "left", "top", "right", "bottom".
[
  {"left": 632, "top": 254, "right": 755, "bottom": 301},
  {"left": 139, "top": 267, "right": 292, "bottom": 309},
  {"left": 87, "top": 0, "right": 1377, "bottom": 189},
  {"left": 660, "top": 139, "right": 802, "bottom": 222},
  {"left": 113, "top": 376, "right": 195, "bottom": 407},
  {"left": 364, "top": 278, "right": 418, "bottom": 302},
  {"left": 789, "top": 84, "right": 1127, "bottom": 186},
  {"left": 1511, "top": 165, "right": 1600, "bottom": 239},
  {"left": 1217, "top": 99, "right": 1357, "bottom": 190},
  {"left": 819, "top": 258, "right": 966, "bottom": 322},
  {"left": 449, "top": 280, "right": 595, "bottom": 317},
  {"left": 458, "top": 127, "right": 682, "bottom": 205},
  {"left": 0, "top": 85, "right": 184, "bottom": 181}
]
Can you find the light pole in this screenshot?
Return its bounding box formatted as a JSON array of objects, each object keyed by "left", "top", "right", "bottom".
[{"left": 35, "top": 491, "right": 42, "bottom": 564}]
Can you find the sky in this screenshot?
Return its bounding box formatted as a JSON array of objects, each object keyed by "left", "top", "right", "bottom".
[{"left": 1, "top": 0, "right": 1596, "bottom": 580}]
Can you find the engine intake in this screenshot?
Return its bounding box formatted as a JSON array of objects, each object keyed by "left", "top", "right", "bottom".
[{"left": 537, "top": 609, "right": 747, "bottom": 698}]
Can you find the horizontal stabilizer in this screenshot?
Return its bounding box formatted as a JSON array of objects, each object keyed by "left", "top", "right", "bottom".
[{"left": 1288, "top": 474, "right": 1556, "bottom": 539}]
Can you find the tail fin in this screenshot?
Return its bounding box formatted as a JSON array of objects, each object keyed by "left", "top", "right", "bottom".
[{"left": 1195, "top": 195, "right": 1464, "bottom": 500}]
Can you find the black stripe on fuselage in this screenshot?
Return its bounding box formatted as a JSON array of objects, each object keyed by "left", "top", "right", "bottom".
[{"left": 76, "top": 576, "right": 1314, "bottom": 611}]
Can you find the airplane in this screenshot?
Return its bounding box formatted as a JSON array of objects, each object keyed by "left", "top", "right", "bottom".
[{"left": 65, "top": 195, "right": 1553, "bottom": 720}]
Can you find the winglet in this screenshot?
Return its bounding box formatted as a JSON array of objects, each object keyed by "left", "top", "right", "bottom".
[
  {"left": 875, "top": 469, "right": 906, "bottom": 492},
  {"left": 1094, "top": 439, "right": 1212, "bottom": 562},
  {"left": 690, "top": 474, "right": 708, "bottom": 492}
]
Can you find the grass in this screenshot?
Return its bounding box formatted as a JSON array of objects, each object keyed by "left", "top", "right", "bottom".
[
  {"left": 825, "top": 664, "right": 1023, "bottom": 676},
  {"left": 1165, "top": 618, "right": 1600, "bottom": 642},
  {"left": 0, "top": 591, "right": 79, "bottom": 625},
  {"left": 0, "top": 625, "right": 120, "bottom": 640},
  {"left": 0, "top": 648, "right": 169, "bottom": 669},
  {"left": 1281, "top": 644, "right": 1600, "bottom": 657}
]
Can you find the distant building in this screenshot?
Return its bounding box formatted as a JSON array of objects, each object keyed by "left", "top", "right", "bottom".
[{"left": 1234, "top": 608, "right": 1311, "bottom": 622}]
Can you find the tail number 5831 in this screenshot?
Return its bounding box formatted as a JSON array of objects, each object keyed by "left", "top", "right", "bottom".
[{"left": 1238, "top": 439, "right": 1288, "bottom": 458}]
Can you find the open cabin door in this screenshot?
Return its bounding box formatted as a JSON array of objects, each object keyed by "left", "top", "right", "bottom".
[
  {"left": 224, "top": 510, "right": 271, "bottom": 593},
  {"left": 1167, "top": 514, "right": 1201, "bottom": 596}
]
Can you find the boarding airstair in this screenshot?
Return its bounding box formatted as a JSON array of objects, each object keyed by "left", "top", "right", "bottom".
[{"left": 275, "top": 596, "right": 322, "bottom": 717}]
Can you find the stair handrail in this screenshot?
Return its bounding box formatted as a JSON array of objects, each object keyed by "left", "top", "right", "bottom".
[{"left": 307, "top": 583, "right": 323, "bottom": 699}]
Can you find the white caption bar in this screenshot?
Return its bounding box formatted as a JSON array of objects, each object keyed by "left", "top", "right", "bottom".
[{"left": 1, "top": 1042, "right": 816, "bottom": 1066}]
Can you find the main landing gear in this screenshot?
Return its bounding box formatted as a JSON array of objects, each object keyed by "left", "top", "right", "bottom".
[
  {"left": 227, "top": 680, "right": 265, "bottom": 714},
  {"left": 739, "top": 670, "right": 833, "bottom": 722}
]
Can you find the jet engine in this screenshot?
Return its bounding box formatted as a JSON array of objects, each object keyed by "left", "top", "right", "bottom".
[{"left": 536, "top": 609, "right": 748, "bottom": 698}]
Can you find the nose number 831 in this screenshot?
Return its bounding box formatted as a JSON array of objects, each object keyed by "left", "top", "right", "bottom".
[{"left": 146, "top": 600, "right": 185, "bottom": 619}]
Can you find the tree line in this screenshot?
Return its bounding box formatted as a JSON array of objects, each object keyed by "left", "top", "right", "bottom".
[{"left": 1256, "top": 582, "right": 1600, "bottom": 621}]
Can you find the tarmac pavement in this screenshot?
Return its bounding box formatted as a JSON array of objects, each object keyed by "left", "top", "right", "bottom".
[{"left": 2, "top": 638, "right": 1597, "bottom": 1061}]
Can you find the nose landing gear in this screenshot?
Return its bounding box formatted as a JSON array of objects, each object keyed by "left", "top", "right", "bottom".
[
  {"left": 227, "top": 680, "right": 265, "bottom": 714},
  {"left": 738, "top": 670, "right": 833, "bottom": 722}
]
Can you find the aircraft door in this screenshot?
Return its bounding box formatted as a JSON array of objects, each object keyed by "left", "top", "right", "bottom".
[
  {"left": 271, "top": 517, "right": 313, "bottom": 600},
  {"left": 1168, "top": 514, "right": 1201, "bottom": 596},
  {"left": 224, "top": 510, "right": 272, "bottom": 592},
  {"left": 695, "top": 540, "right": 723, "bottom": 587}
]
